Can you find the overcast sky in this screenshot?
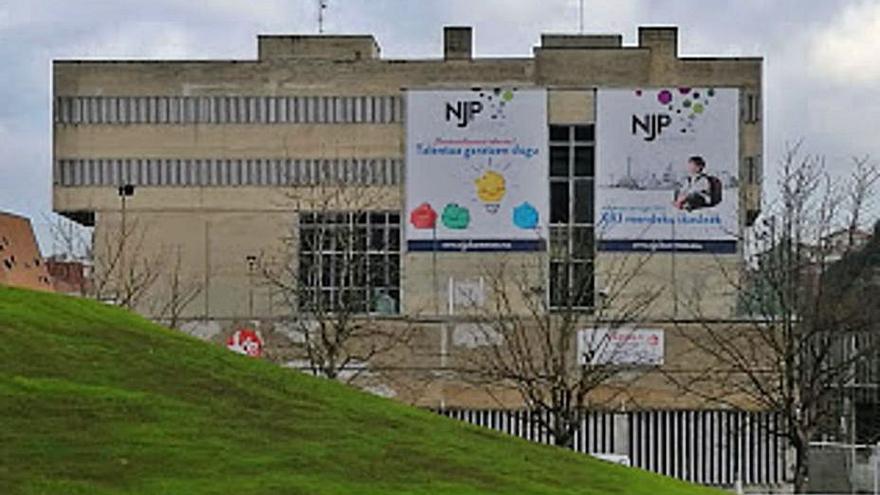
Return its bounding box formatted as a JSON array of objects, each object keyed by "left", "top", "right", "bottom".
[{"left": 1, "top": 0, "right": 879, "bottom": 250}]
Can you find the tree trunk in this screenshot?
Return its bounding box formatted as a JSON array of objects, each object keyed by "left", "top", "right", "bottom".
[
  {"left": 793, "top": 436, "right": 810, "bottom": 493},
  {"left": 551, "top": 410, "right": 576, "bottom": 449},
  {"left": 553, "top": 429, "right": 574, "bottom": 449}
]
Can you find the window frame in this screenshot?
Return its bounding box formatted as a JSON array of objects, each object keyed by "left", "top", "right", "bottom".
[
  {"left": 548, "top": 124, "right": 596, "bottom": 312},
  {"left": 297, "top": 210, "right": 402, "bottom": 315}
]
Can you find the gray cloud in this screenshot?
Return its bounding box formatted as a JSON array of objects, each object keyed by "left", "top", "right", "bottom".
[{"left": 810, "top": 1, "right": 880, "bottom": 85}]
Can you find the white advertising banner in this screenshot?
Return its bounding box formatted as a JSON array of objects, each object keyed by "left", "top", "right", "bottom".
[
  {"left": 596, "top": 88, "right": 740, "bottom": 253},
  {"left": 578, "top": 327, "right": 664, "bottom": 366},
  {"left": 405, "top": 88, "right": 548, "bottom": 251}
]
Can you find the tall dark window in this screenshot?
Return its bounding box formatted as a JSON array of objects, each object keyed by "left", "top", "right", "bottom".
[
  {"left": 549, "top": 125, "right": 595, "bottom": 310},
  {"left": 744, "top": 93, "right": 761, "bottom": 123},
  {"left": 298, "top": 211, "right": 400, "bottom": 314}
]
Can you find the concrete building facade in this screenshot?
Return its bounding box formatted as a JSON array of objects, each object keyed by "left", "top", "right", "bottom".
[{"left": 52, "top": 26, "right": 763, "bottom": 410}]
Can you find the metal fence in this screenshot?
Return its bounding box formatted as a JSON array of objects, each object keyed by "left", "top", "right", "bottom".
[
  {"left": 436, "top": 408, "right": 788, "bottom": 487},
  {"left": 807, "top": 441, "right": 880, "bottom": 494}
]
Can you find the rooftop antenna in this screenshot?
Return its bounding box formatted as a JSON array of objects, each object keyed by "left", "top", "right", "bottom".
[
  {"left": 318, "top": 0, "right": 328, "bottom": 34},
  {"left": 578, "top": 0, "right": 584, "bottom": 34}
]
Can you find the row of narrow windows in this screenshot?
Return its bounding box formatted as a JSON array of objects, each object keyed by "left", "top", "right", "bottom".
[
  {"left": 54, "top": 93, "right": 760, "bottom": 126},
  {"left": 55, "top": 158, "right": 404, "bottom": 187},
  {"left": 54, "top": 95, "right": 404, "bottom": 125}
]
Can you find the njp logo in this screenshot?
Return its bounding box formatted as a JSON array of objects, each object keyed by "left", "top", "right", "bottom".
[
  {"left": 631, "top": 114, "right": 672, "bottom": 142},
  {"left": 446, "top": 100, "right": 483, "bottom": 128}
]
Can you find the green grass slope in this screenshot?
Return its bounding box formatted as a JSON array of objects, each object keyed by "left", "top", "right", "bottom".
[{"left": 0, "top": 287, "right": 719, "bottom": 495}]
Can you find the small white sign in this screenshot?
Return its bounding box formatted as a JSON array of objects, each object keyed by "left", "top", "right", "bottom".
[
  {"left": 578, "top": 327, "right": 664, "bottom": 366},
  {"left": 590, "top": 453, "right": 632, "bottom": 466}
]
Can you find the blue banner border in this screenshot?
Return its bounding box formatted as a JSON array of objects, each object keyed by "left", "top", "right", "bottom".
[
  {"left": 598, "top": 240, "right": 737, "bottom": 254},
  {"left": 408, "top": 239, "right": 546, "bottom": 252}
]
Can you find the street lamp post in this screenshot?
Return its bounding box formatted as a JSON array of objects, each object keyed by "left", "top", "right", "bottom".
[
  {"left": 118, "top": 184, "right": 135, "bottom": 230},
  {"left": 117, "top": 184, "right": 135, "bottom": 303},
  {"left": 246, "top": 255, "right": 257, "bottom": 318}
]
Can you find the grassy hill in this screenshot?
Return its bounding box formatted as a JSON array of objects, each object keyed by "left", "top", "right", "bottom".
[{"left": 0, "top": 287, "right": 719, "bottom": 495}]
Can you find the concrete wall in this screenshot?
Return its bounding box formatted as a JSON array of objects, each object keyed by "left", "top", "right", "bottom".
[
  {"left": 171, "top": 315, "right": 764, "bottom": 410},
  {"left": 53, "top": 26, "right": 763, "bottom": 408}
]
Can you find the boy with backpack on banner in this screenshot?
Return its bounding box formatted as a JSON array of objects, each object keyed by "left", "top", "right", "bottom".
[{"left": 673, "top": 155, "right": 723, "bottom": 211}]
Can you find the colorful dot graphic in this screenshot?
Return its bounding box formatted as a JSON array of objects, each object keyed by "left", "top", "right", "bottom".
[
  {"left": 657, "top": 90, "right": 673, "bottom": 104},
  {"left": 512, "top": 202, "right": 539, "bottom": 229},
  {"left": 441, "top": 203, "right": 470, "bottom": 230}
]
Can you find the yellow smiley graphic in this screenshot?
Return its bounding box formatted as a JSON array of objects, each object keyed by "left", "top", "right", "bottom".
[{"left": 475, "top": 171, "right": 506, "bottom": 203}]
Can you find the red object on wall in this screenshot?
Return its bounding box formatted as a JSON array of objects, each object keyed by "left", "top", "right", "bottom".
[
  {"left": 410, "top": 203, "right": 437, "bottom": 229},
  {"left": 226, "top": 328, "right": 263, "bottom": 357}
]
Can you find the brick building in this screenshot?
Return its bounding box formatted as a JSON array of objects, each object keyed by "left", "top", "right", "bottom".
[{"left": 0, "top": 211, "right": 53, "bottom": 292}]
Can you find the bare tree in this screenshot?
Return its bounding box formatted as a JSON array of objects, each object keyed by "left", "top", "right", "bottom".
[
  {"left": 261, "top": 181, "right": 417, "bottom": 383},
  {"left": 46, "top": 214, "right": 204, "bottom": 322},
  {"left": 90, "top": 217, "right": 164, "bottom": 310},
  {"left": 461, "top": 248, "right": 660, "bottom": 449},
  {"left": 670, "top": 143, "right": 880, "bottom": 492},
  {"left": 151, "top": 245, "right": 204, "bottom": 329}
]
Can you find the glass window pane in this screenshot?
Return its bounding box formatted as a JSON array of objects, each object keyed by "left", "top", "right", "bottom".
[
  {"left": 550, "top": 226, "right": 569, "bottom": 260},
  {"left": 574, "top": 125, "right": 595, "bottom": 142},
  {"left": 389, "top": 255, "right": 400, "bottom": 285},
  {"left": 332, "top": 254, "right": 345, "bottom": 285},
  {"left": 388, "top": 227, "right": 400, "bottom": 251},
  {"left": 549, "top": 125, "right": 569, "bottom": 142},
  {"left": 299, "top": 254, "right": 315, "bottom": 285},
  {"left": 353, "top": 289, "right": 369, "bottom": 313},
  {"left": 550, "top": 182, "right": 570, "bottom": 224},
  {"left": 338, "top": 287, "right": 354, "bottom": 307},
  {"left": 549, "top": 261, "right": 568, "bottom": 307},
  {"left": 369, "top": 226, "right": 386, "bottom": 251},
  {"left": 321, "top": 255, "right": 334, "bottom": 286},
  {"left": 300, "top": 227, "right": 316, "bottom": 253},
  {"left": 352, "top": 254, "right": 367, "bottom": 286},
  {"left": 550, "top": 146, "right": 569, "bottom": 178},
  {"left": 574, "top": 146, "right": 594, "bottom": 177},
  {"left": 320, "top": 227, "right": 335, "bottom": 251},
  {"left": 369, "top": 212, "right": 386, "bottom": 225},
  {"left": 369, "top": 254, "right": 387, "bottom": 286},
  {"left": 354, "top": 226, "right": 368, "bottom": 252},
  {"left": 573, "top": 179, "right": 594, "bottom": 224},
  {"left": 572, "top": 227, "right": 594, "bottom": 261},
  {"left": 389, "top": 289, "right": 401, "bottom": 306},
  {"left": 571, "top": 262, "right": 594, "bottom": 307},
  {"left": 320, "top": 289, "right": 334, "bottom": 309}
]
